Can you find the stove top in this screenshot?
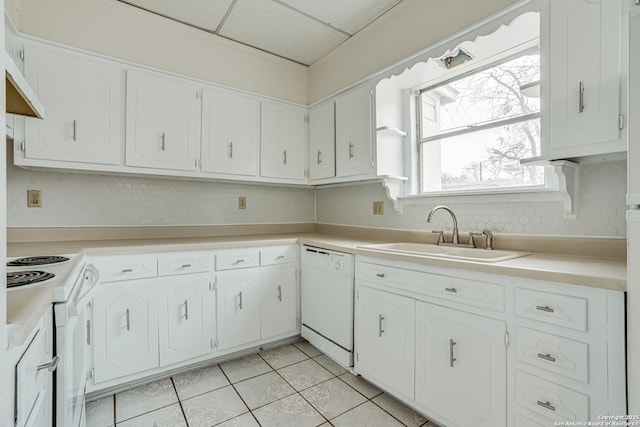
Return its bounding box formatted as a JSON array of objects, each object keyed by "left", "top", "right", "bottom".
[
  {"left": 7, "top": 270, "right": 55, "bottom": 288},
  {"left": 7, "top": 255, "right": 70, "bottom": 267}
]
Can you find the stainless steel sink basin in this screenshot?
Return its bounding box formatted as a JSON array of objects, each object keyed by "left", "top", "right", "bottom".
[{"left": 358, "top": 242, "right": 529, "bottom": 263}]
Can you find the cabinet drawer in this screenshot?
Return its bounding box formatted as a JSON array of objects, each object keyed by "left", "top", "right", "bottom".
[
  {"left": 260, "top": 245, "right": 297, "bottom": 266},
  {"left": 515, "top": 414, "right": 545, "bottom": 427},
  {"left": 415, "top": 274, "right": 504, "bottom": 312},
  {"left": 514, "top": 288, "right": 588, "bottom": 332},
  {"left": 157, "top": 252, "right": 210, "bottom": 276},
  {"left": 515, "top": 370, "right": 589, "bottom": 422},
  {"left": 358, "top": 262, "right": 423, "bottom": 291},
  {"left": 215, "top": 249, "right": 260, "bottom": 270},
  {"left": 515, "top": 327, "right": 589, "bottom": 383},
  {"left": 95, "top": 254, "right": 158, "bottom": 282}
]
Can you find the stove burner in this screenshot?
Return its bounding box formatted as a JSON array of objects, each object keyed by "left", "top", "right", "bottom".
[
  {"left": 7, "top": 271, "right": 55, "bottom": 288},
  {"left": 7, "top": 256, "right": 70, "bottom": 267}
]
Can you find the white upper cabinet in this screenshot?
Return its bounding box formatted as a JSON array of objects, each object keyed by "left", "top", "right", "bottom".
[
  {"left": 547, "top": 0, "right": 624, "bottom": 159},
  {"left": 335, "top": 84, "right": 373, "bottom": 178},
  {"left": 23, "top": 44, "right": 124, "bottom": 165},
  {"left": 125, "top": 70, "right": 201, "bottom": 171},
  {"left": 308, "top": 100, "right": 336, "bottom": 181},
  {"left": 260, "top": 101, "right": 308, "bottom": 182},
  {"left": 201, "top": 88, "right": 259, "bottom": 177}
]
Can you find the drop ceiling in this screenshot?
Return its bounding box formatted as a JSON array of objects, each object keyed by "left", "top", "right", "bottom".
[{"left": 118, "top": 0, "right": 404, "bottom": 65}]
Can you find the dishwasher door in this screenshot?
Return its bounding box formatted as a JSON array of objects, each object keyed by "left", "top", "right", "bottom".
[{"left": 301, "top": 247, "right": 354, "bottom": 355}]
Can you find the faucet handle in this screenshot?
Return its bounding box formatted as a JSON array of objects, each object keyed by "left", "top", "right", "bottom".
[{"left": 431, "top": 230, "right": 445, "bottom": 245}]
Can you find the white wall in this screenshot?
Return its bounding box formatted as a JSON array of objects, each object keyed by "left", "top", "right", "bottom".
[
  {"left": 317, "top": 161, "right": 627, "bottom": 237},
  {"left": 308, "top": 0, "right": 517, "bottom": 102},
  {"left": 7, "top": 160, "right": 315, "bottom": 227},
  {"left": 6, "top": 0, "right": 308, "bottom": 104}
]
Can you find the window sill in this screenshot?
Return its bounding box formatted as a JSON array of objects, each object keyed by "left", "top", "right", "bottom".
[{"left": 394, "top": 161, "right": 579, "bottom": 218}]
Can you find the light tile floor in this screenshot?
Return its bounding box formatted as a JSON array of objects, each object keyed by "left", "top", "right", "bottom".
[{"left": 86, "top": 340, "right": 437, "bottom": 427}]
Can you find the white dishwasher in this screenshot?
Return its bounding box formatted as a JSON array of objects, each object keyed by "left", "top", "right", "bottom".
[{"left": 300, "top": 246, "right": 354, "bottom": 367}]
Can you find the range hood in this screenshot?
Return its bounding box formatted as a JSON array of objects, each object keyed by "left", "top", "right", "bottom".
[{"left": 5, "top": 51, "right": 44, "bottom": 118}]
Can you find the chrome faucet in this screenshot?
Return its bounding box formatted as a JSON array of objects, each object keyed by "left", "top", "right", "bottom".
[{"left": 427, "top": 205, "right": 460, "bottom": 245}]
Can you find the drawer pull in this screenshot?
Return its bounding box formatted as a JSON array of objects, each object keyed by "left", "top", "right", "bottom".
[
  {"left": 376, "top": 273, "right": 385, "bottom": 278},
  {"left": 37, "top": 356, "right": 60, "bottom": 373},
  {"left": 536, "top": 400, "right": 556, "bottom": 412},
  {"left": 122, "top": 268, "right": 134, "bottom": 273},
  {"left": 536, "top": 305, "right": 555, "bottom": 313},
  {"left": 537, "top": 353, "right": 557, "bottom": 363},
  {"left": 181, "top": 263, "right": 192, "bottom": 268},
  {"left": 445, "top": 287, "right": 458, "bottom": 293},
  {"left": 234, "top": 259, "right": 245, "bottom": 264},
  {"left": 276, "top": 255, "right": 285, "bottom": 260},
  {"left": 449, "top": 339, "right": 457, "bottom": 367},
  {"left": 378, "top": 314, "right": 385, "bottom": 337}
]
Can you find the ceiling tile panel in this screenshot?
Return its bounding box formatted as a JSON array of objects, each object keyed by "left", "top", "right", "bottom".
[
  {"left": 277, "top": 0, "right": 403, "bottom": 34},
  {"left": 219, "top": 0, "right": 349, "bottom": 65},
  {"left": 119, "top": 0, "right": 233, "bottom": 32}
]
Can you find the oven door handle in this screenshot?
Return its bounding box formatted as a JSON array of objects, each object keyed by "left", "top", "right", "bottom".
[{"left": 67, "top": 264, "right": 100, "bottom": 318}]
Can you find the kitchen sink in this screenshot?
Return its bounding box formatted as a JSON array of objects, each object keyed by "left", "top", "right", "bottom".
[{"left": 358, "top": 242, "right": 529, "bottom": 263}]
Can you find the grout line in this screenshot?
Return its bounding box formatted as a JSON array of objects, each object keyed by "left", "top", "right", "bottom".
[{"left": 170, "top": 377, "right": 190, "bottom": 426}]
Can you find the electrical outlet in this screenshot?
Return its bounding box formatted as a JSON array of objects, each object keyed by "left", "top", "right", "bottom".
[
  {"left": 373, "top": 201, "right": 384, "bottom": 215},
  {"left": 238, "top": 196, "right": 247, "bottom": 209},
  {"left": 27, "top": 189, "right": 42, "bottom": 207}
]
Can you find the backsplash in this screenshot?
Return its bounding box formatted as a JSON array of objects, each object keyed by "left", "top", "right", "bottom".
[
  {"left": 7, "top": 164, "right": 315, "bottom": 227},
  {"left": 316, "top": 160, "right": 627, "bottom": 237}
]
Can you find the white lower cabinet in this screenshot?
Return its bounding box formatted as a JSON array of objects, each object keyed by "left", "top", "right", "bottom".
[
  {"left": 158, "top": 274, "right": 215, "bottom": 366},
  {"left": 261, "top": 265, "right": 298, "bottom": 340},
  {"left": 216, "top": 270, "right": 261, "bottom": 350},
  {"left": 92, "top": 280, "right": 159, "bottom": 383},
  {"left": 354, "top": 256, "right": 624, "bottom": 427},
  {"left": 415, "top": 302, "right": 506, "bottom": 427},
  {"left": 355, "top": 286, "right": 415, "bottom": 399}
]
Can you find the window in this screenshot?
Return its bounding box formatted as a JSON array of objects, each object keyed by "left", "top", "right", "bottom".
[{"left": 418, "top": 50, "right": 544, "bottom": 193}]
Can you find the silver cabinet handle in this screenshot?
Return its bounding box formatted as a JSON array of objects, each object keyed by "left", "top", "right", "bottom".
[
  {"left": 579, "top": 81, "right": 585, "bottom": 113},
  {"left": 348, "top": 142, "right": 354, "bottom": 159},
  {"left": 449, "top": 339, "right": 457, "bottom": 367},
  {"left": 537, "top": 400, "right": 556, "bottom": 412},
  {"left": 122, "top": 268, "right": 133, "bottom": 273},
  {"left": 181, "top": 264, "right": 192, "bottom": 268},
  {"left": 536, "top": 305, "right": 554, "bottom": 313},
  {"left": 234, "top": 259, "right": 245, "bottom": 264},
  {"left": 238, "top": 291, "right": 243, "bottom": 310},
  {"left": 376, "top": 273, "right": 385, "bottom": 278},
  {"left": 378, "top": 314, "right": 385, "bottom": 337},
  {"left": 283, "top": 149, "right": 287, "bottom": 165},
  {"left": 277, "top": 285, "right": 282, "bottom": 302},
  {"left": 537, "top": 353, "right": 556, "bottom": 363},
  {"left": 125, "top": 308, "right": 131, "bottom": 331},
  {"left": 37, "top": 356, "right": 60, "bottom": 373},
  {"left": 184, "top": 300, "right": 189, "bottom": 320},
  {"left": 73, "top": 120, "right": 77, "bottom": 141},
  {"left": 161, "top": 132, "right": 166, "bottom": 151},
  {"left": 228, "top": 141, "right": 233, "bottom": 158},
  {"left": 445, "top": 287, "right": 458, "bottom": 293},
  {"left": 276, "top": 255, "right": 285, "bottom": 260},
  {"left": 86, "top": 319, "right": 91, "bottom": 345},
  {"left": 317, "top": 150, "right": 322, "bottom": 164}
]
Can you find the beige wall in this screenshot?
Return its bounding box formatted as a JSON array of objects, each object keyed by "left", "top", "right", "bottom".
[
  {"left": 308, "top": 0, "right": 518, "bottom": 103},
  {"left": 8, "top": 0, "right": 308, "bottom": 104}
]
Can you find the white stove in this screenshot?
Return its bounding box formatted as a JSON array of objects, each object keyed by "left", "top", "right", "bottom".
[{"left": 6, "top": 254, "right": 86, "bottom": 302}]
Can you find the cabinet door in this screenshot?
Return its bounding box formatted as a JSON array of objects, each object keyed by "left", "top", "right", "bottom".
[
  {"left": 415, "top": 302, "right": 506, "bottom": 427},
  {"left": 93, "top": 282, "right": 159, "bottom": 383},
  {"left": 125, "top": 70, "right": 200, "bottom": 171},
  {"left": 24, "top": 44, "right": 124, "bottom": 165},
  {"left": 548, "top": 0, "right": 623, "bottom": 157},
  {"left": 158, "top": 275, "right": 215, "bottom": 366},
  {"left": 201, "top": 88, "right": 259, "bottom": 176},
  {"left": 335, "top": 84, "right": 373, "bottom": 177},
  {"left": 355, "top": 286, "right": 415, "bottom": 398},
  {"left": 261, "top": 266, "right": 298, "bottom": 340},
  {"left": 260, "top": 101, "right": 307, "bottom": 182},
  {"left": 217, "top": 271, "right": 261, "bottom": 350},
  {"left": 309, "top": 100, "right": 335, "bottom": 181}
]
